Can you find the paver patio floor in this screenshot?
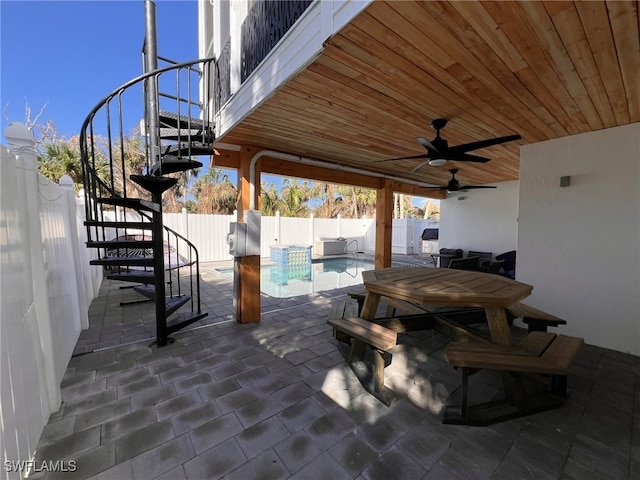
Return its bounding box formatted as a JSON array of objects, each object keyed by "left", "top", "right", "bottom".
[{"left": 29, "top": 256, "right": 640, "bottom": 479}]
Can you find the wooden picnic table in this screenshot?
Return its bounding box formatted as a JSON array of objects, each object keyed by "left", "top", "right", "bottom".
[
  {"left": 354, "top": 267, "right": 582, "bottom": 424},
  {"left": 360, "top": 267, "right": 534, "bottom": 345}
]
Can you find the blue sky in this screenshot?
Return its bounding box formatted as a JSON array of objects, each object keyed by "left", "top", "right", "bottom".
[
  {"left": 1, "top": 0, "right": 433, "bottom": 209},
  {"left": 1, "top": 0, "right": 199, "bottom": 137}
]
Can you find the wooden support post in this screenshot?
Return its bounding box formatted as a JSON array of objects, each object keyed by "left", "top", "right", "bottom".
[
  {"left": 235, "top": 146, "right": 261, "bottom": 324},
  {"left": 375, "top": 179, "right": 394, "bottom": 269}
]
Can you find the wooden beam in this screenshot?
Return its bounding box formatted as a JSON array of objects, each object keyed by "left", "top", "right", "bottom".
[
  {"left": 375, "top": 179, "right": 394, "bottom": 269},
  {"left": 261, "top": 157, "right": 383, "bottom": 190},
  {"left": 212, "top": 149, "right": 444, "bottom": 199},
  {"left": 210, "top": 148, "right": 240, "bottom": 169},
  {"left": 393, "top": 183, "right": 445, "bottom": 199},
  {"left": 235, "top": 146, "right": 261, "bottom": 324}
]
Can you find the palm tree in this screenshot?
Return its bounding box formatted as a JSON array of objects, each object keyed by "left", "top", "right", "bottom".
[
  {"left": 311, "top": 183, "right": 376, "bottom": 218},
  {"left": 192, "top": 168, "right": 237, "bottom": 214},
  {"left": 38, "top": 136, "right": 109, "bottom": 192},
  {"left": 344, "top": 186, "right": 376, "bottom": 218},
  {"left": 38, "top": 141, "right": 83, "bottom": 184},
  {"left": 260, "top": 181, "right": 281, "bottom": 216},
  {"left": 279, "top": 179, "right": 312, "bottom": 217},
  {"left": 423, "top": 199, "right": 440, "bottom": 220}
]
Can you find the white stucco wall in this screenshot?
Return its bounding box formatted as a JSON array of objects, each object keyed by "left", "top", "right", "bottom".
[
  {"left": 518, "top": 123, "right": 640, "bottom": 355},
  {"left": 438, "top": 180, "right": 519, "bottom": 258}
]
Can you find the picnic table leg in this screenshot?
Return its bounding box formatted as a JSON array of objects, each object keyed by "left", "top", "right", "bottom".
[
  {"left": 372, "top": 349, "right": 385, "bottom": 392},
  {"left": 360, "top": 292, "right": 381, "bottom": 320},
  {"left": 348, "top": 339, "right": 366, "bottom": 363},
  {"left": 484, "top": 307, "right": 512, "bottom": 345},
  {"left": 485, "top": 307, "right": 519, "bottom": 404}
]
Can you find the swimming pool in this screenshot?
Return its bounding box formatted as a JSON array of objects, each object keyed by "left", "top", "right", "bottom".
[{"left": 217, "top": 257, "right": 412, "bottom": 298}]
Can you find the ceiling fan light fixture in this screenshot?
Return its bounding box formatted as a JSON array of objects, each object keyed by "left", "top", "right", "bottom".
[{"left": 428, "top": 158, "right": 447, "bottom": 166}]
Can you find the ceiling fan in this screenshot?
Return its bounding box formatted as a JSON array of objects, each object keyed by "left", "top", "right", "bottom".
[
  {"left": 424, "top": 169, "right": 497, "bottom": 193},
  {"left": 380, "top": 118, "right": 521, "bottom": 172}
]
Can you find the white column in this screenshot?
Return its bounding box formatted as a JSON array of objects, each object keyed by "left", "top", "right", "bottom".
[
  {"left": 230, "top": 0, "right": 246, "bottom": 94},
  {"left": 275, "top": 210, "right": 281, "bottom": 245},
  {"left": 320, "top": 0, "right": 333, "bottom": 38},
  {"left": 309, "top": 213, "right": 314, "bottom": 248}
]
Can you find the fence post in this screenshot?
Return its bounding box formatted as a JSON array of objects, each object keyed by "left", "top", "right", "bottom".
[
  {"left": 5, "top": 122, "right": 60, "bottom": 411},
  {"left": 309, "top": 213, "right": 314, "bottom": 249},
  {"left": 182, "top": 207, "right": 188, "bottom": 238},
  {"left": 76, "top": 191, "right": 102, "bottom": 300},
  {"left": 275, "top": 210, "right": 280, "bottom": 245},
  {"left": 60, "top": 175, "right": 89, "bottom": 330}
]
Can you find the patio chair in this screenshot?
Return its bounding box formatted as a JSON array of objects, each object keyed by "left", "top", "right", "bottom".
[
  {"left": 467, "top": 251, "right": 492, "bottom": 264},
  {"left": 468, "top": 250, "right": 502, "bottom": 274},
  {"left": 438, "top": 248, "right": 463, "bottom": 268},
  {"left": 496, "top": 250, "right": 516, "bottom": 279},
  {"left": 448, "top": 256, "right": 480, "bottom": 271}
]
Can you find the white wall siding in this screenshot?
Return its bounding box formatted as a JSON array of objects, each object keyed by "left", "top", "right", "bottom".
[
  {"left": 439, "top": 181, "right": 519, "bottom": 258},
  {"left": 518, "top": 124, "right": 640, "bottom": 355}
]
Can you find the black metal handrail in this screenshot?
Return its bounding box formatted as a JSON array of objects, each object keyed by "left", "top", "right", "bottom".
[
  {"left": 80, "top": 56, "right": 216, "bottom": 205},
  {"left": 240, "top": 0, "right": 312, "bottom": 82},
  {"left": 80, "top": 56, "right": 216, "bottom": 319}
]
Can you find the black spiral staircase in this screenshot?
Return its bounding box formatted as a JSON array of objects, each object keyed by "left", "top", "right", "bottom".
[{"left": 79, "top": 52, "right": 216, "bottom": 346}]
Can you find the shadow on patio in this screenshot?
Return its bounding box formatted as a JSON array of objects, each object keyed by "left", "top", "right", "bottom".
[{"left": 30, "top": 260, "right": 639, "bottom": 479}]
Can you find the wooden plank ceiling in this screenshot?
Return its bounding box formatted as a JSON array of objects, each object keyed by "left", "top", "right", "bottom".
[{"left": 215, "top": 1, "right": 639, "bottom": 190}]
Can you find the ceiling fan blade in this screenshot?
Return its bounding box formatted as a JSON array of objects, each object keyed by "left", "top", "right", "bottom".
[
  {"left": 376, "top": 153, "right": 430, "bottom": 163},
  {"left": 416, "top": 137, "right": 441, "bottom": 155},
  {"left": 448, "top": 134, "right": 521, "bottom": 154},
  {"left": 443, "top": 153, "right": 491, "bottom": 163},
  {"left": 458, "top": 185, "right": 497, "bottom": 190},
  {"left": 410, "top": 160, "right": 433, "bottom": 173}
]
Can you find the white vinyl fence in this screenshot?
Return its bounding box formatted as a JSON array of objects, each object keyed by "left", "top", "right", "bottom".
[
  {"left": 0, "top": 124, "right": 438, "bottom": 472},
  {"left": 162, "top": 211, "right": 438, "bottom": 262},
  {"left": 1, "top": 125, "right": 103, "bottom": 478},
  {"left": 100, "top": 210, "right": 437, "bottom": 262}
]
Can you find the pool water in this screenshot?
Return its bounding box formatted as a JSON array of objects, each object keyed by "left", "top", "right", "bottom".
[{"left": 217, "top": 257, "right": 393, "bottom": 298}]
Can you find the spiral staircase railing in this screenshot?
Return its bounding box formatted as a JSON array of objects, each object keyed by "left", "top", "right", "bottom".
[{"left": 79, "top": 56, "right": 216, "bottom": 346}]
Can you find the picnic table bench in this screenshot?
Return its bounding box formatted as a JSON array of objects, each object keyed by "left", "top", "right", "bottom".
[
  {"left": 506, "top": 302, "right": 567, "bottom": 332},
  {"left": 444, "top": 331, "right": 583, "bottom": 425},
  {"left": 327, "top": 300, "right": 397, "bottom": 396}
]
